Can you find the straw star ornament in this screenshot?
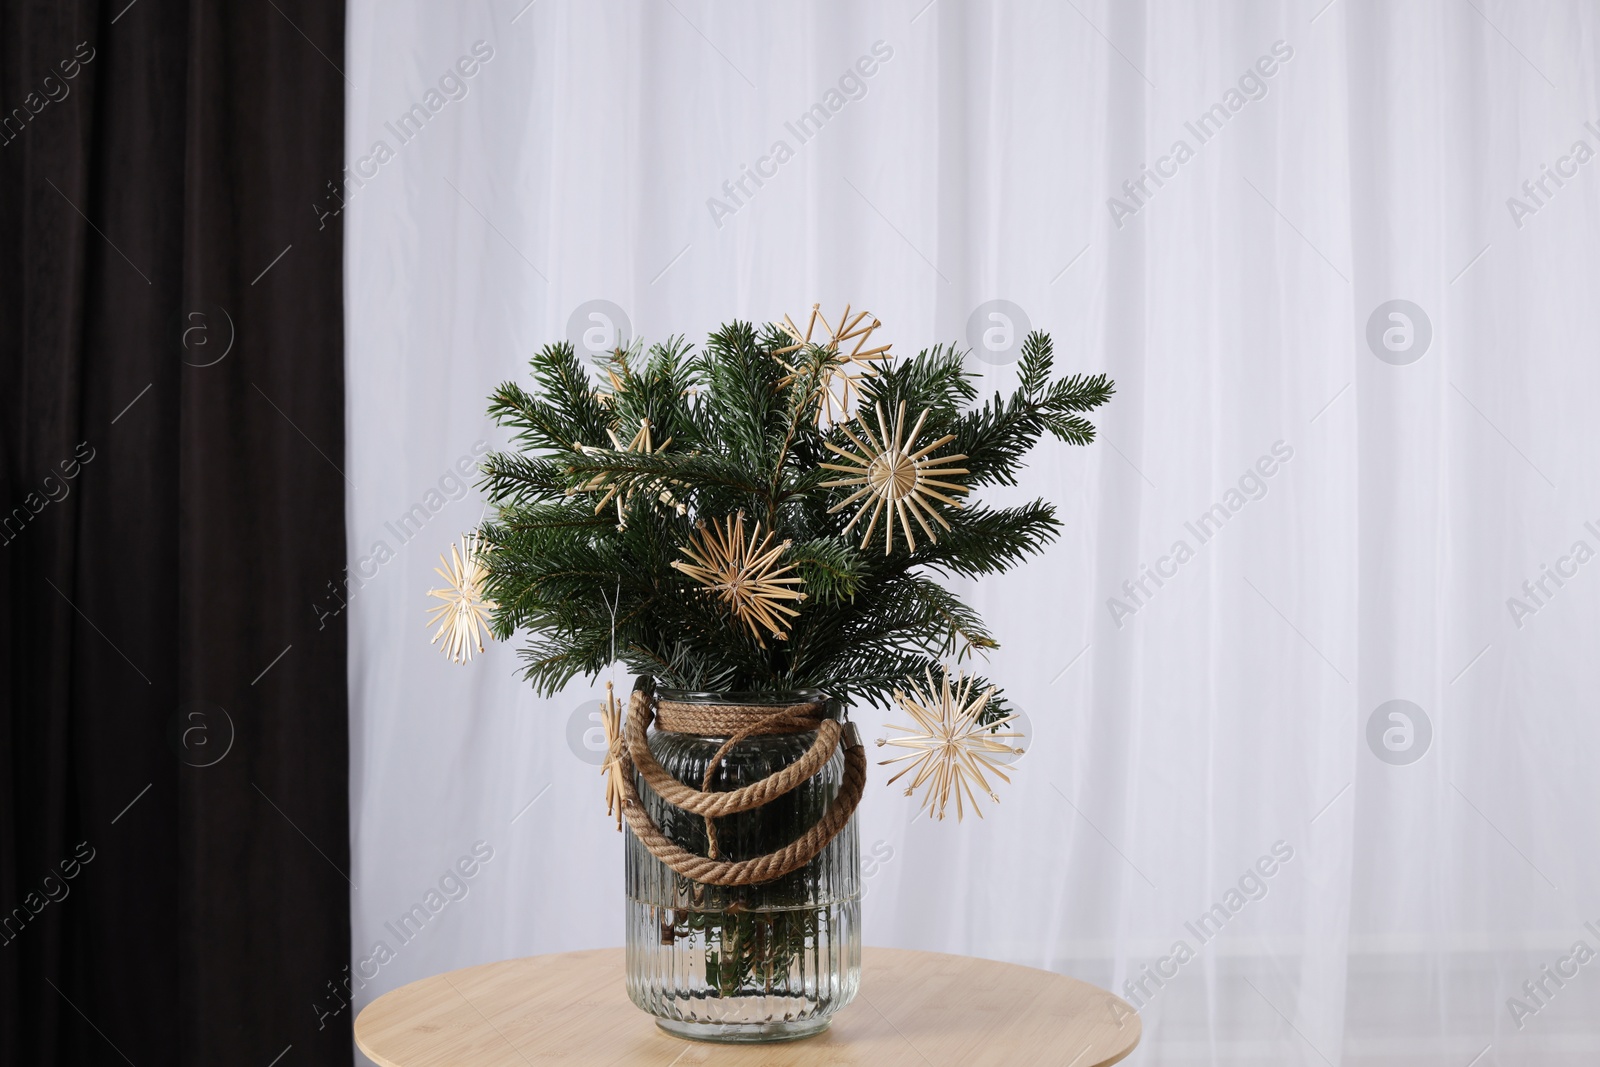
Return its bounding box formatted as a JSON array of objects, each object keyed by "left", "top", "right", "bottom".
[
  {"left": 877, "top": 667, "right": 1023, "bottom": 821},
  {"left": 595, "top": 367, "right": 628, "bottom": 407},
  {"left": 568, "top": 416, "right": 681, "bottom": 529},
  {"left": 427, "top": 532, "right": 497, "bottom": 664},
  {"left": 774, "top": 303, "right": 894, "bottom": 425},
  {"left": 599, "top": 681, "right": 626, "bottom": 831},
  {"left": 672, "top": 511, "right": 807, "bottom": 647},
  {"left": 821, "top": 400, "right": 970, "bottom": 555}
]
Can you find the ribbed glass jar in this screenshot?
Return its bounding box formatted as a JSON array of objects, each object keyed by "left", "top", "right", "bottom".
[{"left": 624, "top": 689, "right": 860, "bottom": 1043}]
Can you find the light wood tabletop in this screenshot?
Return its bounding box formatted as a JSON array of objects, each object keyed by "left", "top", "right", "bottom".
[{"left": 354, "top": 946, "right": 1141, "bottom": 1066}]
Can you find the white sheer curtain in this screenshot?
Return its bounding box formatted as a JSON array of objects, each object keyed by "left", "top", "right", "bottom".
[{"left": 344, "top": 2, "right": 1600, "bottom": 1062}]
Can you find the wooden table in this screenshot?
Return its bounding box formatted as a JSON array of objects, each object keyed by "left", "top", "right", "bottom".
[{"left": 355, "top": 947, "right": 1141, "bottom": 1066}]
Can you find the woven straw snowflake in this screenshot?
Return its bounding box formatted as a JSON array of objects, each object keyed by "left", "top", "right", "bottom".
[
  {"left": 820, "top": 400, "right": 970, "bottom": 555},
  {"left": 671, "top": 511, "right": 807, "bottom": 647},
  {"left": 568, "top": 416, "right": 682, "bottom": 529},
  {"left": 427, "top": 532, "right": 496, "bottom": 664},
  {"left": 774, "top": 303, "right": 894, "bottom": 425},
  {"left": 877, "top": 667, "right": 1023, "bottom": 821},
  {"left": 599, "top": 681, "right": 626, "bottom": 831}
]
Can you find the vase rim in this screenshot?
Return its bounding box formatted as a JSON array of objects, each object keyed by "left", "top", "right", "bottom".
[{"left": 654, "top": 687, "right": 832, "bottom": 705}]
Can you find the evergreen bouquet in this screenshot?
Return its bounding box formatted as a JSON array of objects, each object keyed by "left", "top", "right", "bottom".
[
  {"left": 433, "top": 306, "right": 1112, "bottom": 1039},
  {"left": 470, "top": 308, "right": 1111, "bottom": 723}
]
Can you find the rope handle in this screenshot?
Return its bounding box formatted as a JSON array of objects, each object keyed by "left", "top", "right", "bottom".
[{"left": 616, "top": 683, "right": 866, "bottom": 887}]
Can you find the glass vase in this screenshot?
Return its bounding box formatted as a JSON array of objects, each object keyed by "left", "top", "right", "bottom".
[{"left": 624, "top": 688, "right": 861, "bottom": 1042}]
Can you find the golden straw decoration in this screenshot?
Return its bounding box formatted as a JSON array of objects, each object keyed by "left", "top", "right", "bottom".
[
  {"left": 774, "top": 303, "right": 894, "bottom": 424},
  {"left": 671, "top": 511, "right": 807, "bottom": 647},
  {"left": 876, "top": 666, "right": 1023, "bottom": 821},
  {"left": 600, "top": 681, "right": 626, "bottom": 830},
  {"left": 820, "top": 400, "right": 970, "bottom": 555},
  {"left": 426, "top": 532, "right": 497, "bottom": 664},
  {"left": 568, "top": 416, "right": 681, "bottom": 529}
]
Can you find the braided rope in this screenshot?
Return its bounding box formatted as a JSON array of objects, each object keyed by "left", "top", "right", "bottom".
[
  {"left": 689, "top": 704, "right": 830, "bottom": 858},
  {"left": 617, "top": 686, "right": 866, "bottom": 886},
  {"left": 626, "top": 698, "right": 834, "bottom": 813},
  {"left": 656, "top": 699, "right": 823, "bottom": 735},
  {"left": 628, "top": 690, "right": 835, "bottom": 857}
]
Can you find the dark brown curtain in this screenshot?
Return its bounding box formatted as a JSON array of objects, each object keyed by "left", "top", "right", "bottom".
[{"left": 1, "top": 1, "right": 351, "bottom": 1063}]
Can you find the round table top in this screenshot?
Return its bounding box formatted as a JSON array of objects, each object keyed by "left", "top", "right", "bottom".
[{"left": 354, "top": 946, "right": 1141, "bottom": 1066}]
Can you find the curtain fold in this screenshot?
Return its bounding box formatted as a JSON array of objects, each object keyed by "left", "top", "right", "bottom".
[{"left": 1, "top": 1, "right": 350, "bottom": 1063}]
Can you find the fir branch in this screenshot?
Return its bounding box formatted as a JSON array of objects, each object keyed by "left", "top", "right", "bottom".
[
  {"left": 488, "top": 342, "right": 611, "bottom": 453},
  {"left": 861, "top": 343, "right": 976, "bottom": 419},
  {"left": 786, "top": 537, "right": 864, "bottom": 604},
  {"left": 490, "top": 500, "right": 616, "bottom": 536},
  {"left": 562, "top": 449, "right": 772, "bottom": 504},
  {"left": 601, "top": 337, "right": 700, "bottom": 446},
  {"left": 478, "top": 451, "right": 575, "bottom": 507},
  {"left": 693, "top": 321, "right": 789, "bottom": 466},
  {"left": 908, "top": 501, "right": 1062, "bottom": 577}
]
